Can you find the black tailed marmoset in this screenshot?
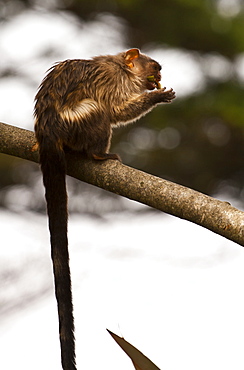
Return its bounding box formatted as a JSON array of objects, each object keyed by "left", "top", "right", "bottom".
[{"left": 34, "top": 48, "right": 175, "bottom": 370}]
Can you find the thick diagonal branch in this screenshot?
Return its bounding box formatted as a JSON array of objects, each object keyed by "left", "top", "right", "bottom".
[{"left": 0, "top": 121, "right": 243, "bottom": 246}]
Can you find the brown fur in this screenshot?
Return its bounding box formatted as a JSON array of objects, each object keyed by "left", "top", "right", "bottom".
[{"left": 34, "top": 49, "right": 175, "bottom": 370}]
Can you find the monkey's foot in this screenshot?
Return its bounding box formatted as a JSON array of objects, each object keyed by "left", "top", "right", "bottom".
[{"left": 92, "top": 153, "right": 122, "bottom": 162}]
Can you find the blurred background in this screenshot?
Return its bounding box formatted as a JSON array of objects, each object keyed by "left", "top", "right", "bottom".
[
  {"left": 0, "top": 1, "right": 244, "bottom": 369},
  {"left": 0, "top": 0, "right": 244, "bottom": 205}
]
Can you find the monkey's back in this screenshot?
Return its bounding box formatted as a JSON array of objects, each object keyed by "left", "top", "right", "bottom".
[{"left": 35, "top": 54, "right": 143, "bottom": 115}]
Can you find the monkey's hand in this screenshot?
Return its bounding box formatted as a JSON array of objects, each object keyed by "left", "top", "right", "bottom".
[{"left": 152, "top": 87, "right": 176, "bottom": 104}]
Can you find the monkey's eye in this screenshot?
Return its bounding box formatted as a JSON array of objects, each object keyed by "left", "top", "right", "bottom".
[{"left": 151, "top": 63, "right": 161, "bottom": 72}]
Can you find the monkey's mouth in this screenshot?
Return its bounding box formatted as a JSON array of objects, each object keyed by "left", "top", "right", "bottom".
[{"left": 147, "top": 75, "right": 161, "bottom": 90}]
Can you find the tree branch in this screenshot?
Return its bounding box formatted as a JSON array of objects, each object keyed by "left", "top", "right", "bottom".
[{"left": 0, "top": 121, "right": 243, "bottom": 246}]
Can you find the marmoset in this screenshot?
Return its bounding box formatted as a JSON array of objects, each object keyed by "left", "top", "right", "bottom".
[{"left": 34, "top": 48, "right": 175, "bottom": 370}]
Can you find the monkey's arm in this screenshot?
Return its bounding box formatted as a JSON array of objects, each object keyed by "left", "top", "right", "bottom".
[{"left": 112, "top": 88, "right": 175, "bottom": 125}]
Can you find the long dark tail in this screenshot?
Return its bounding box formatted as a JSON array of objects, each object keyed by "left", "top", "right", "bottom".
[{"left": 39, "top": 135, "right": 76, "bottom": 370}]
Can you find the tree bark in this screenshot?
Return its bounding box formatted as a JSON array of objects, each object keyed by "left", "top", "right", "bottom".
[{"left": 0, "top": 121, "right": 243, "bottom": 246}]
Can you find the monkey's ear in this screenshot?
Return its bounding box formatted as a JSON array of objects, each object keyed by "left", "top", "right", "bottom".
[{"left": 125, "top": 48, "right": 140, "bottom": 68}]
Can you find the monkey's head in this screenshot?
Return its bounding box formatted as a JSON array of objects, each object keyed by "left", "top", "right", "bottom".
[{"left": 124, "top": 48, "right": 162, "bottom": 90}]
